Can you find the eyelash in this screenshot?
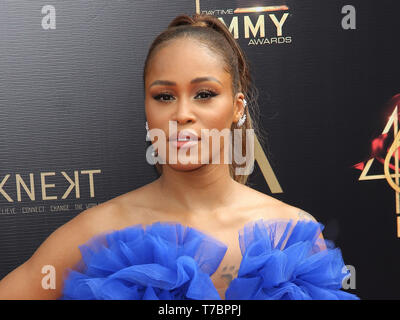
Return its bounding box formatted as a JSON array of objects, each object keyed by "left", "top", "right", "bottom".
[{"left": 152, "top": 89, "right": 218, "bottom": 102}]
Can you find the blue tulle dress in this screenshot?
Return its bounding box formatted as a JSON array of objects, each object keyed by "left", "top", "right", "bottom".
[{"left": 59, "top": 218, "right": 360, "bottom": 300}]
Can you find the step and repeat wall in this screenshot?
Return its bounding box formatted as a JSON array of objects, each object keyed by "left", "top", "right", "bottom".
[{"left": 0, "top": 0, "right": 399, "bottom": 299}]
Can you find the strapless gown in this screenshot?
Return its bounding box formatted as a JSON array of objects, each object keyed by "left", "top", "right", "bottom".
[{"left": 59, "top": 218, "right": 360, "bottom": 300}]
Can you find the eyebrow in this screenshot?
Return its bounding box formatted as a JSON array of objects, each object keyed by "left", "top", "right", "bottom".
[{"left": 149, "top": 76, "right": 222, "bottom": 88}]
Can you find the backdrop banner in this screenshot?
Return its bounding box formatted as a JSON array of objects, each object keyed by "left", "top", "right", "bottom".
[{"left": 0, "top": 0, "right": 399, "bottom": 299}]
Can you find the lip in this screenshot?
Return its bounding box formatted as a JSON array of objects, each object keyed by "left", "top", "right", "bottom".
[
  {"left": 169, "top": 140, "right": 199, "bottom": 149},
  {"left": 168, "top": 130, "right": 201, "bottom": 142},
  {"left": 168, "top": 129, "right": 201, "bottom": 150}
]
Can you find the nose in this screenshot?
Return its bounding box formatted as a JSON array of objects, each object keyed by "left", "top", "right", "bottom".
[{"left": 172, "top": 98, "right": 196, "bottom": 125}]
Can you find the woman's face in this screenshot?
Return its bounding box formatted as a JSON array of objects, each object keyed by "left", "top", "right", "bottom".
[{"left": 145, "top": 38, "right": 244, "bottom": 171}]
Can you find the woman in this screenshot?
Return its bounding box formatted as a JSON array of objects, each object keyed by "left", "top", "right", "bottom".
[{"left": 0, "top": 13, "right": 359, "bottom": 300}]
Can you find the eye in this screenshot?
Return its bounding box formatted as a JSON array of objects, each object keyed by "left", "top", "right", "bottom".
[
  {"left": 195, "top": 89, "right": 218, "bottom": 100},
  {"left": 152, "top": 89, "right": 218, "bottom": 103},
  {"left": 152, "top": 93, "right": 175, "bottom": 102}
]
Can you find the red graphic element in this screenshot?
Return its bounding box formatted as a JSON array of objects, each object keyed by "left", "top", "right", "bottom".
[
  {"left": 371, "top": 133, "right": 388, "bottom": 157},
  {"left": 352, "top": 162, "right": 365, "bottom": 171},
  {"left": 353, "top": 94, "right": 400, "bottom": 172}
]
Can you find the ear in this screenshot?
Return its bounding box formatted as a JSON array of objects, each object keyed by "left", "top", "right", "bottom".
[{"left": 233, "top": 92, "right": 246, "bottom": 123}]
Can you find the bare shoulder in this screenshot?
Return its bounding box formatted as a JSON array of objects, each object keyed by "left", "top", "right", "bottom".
[
  {"left": 239, "top": 183, "right": 318, "bottom": 223},
  {"left": 279, "top": 204, "right": 318, "bottom": 223},
  {"left": 268, "top": 199, "right": 318, "bottom": 223},
  {"left": 0, "top": 199, "right": 125, "bottom": 299},
  {"left": 34, "top": 200, "right": 124, "bottom": 267},
  {"left": 67, "top": 181, "right": 159, "bottom": 233},
  {"left": 62, "top": 199, "right": 127, "bottom": 235},
  {"left": 257, "top": 196, "right": 326, "bottom": 243},
  {"left": 246, "top": 188, "right": 325, "bottom": 243}
]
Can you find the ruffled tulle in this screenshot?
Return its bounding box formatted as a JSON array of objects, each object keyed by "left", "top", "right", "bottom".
[
  {"left": 60, "top": 218, "right": 360, "bottom": 300},
  {"left": 224, "top": 219, "right": 360, "bottom": 300},
  {"left": 60, "top": 222, "right": 228, "bottom": 300}
]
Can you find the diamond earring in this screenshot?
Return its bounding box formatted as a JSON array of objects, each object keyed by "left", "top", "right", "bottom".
[
  {"left": 237, "top": 99, "right": 247, "bottom": 127},
  {"left": 145, "top": 121, "right": 150, "bottom": 140},
  {"left": 145, "top": 121, "right": 158, "bottom": 159}
]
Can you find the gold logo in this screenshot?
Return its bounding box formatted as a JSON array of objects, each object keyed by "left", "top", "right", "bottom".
[
  {"left": 354, "top": 95, "right": 400, "bottom": 237},
  {"left": 197, "top": 1, "right": 291, "bottom": 45}
]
